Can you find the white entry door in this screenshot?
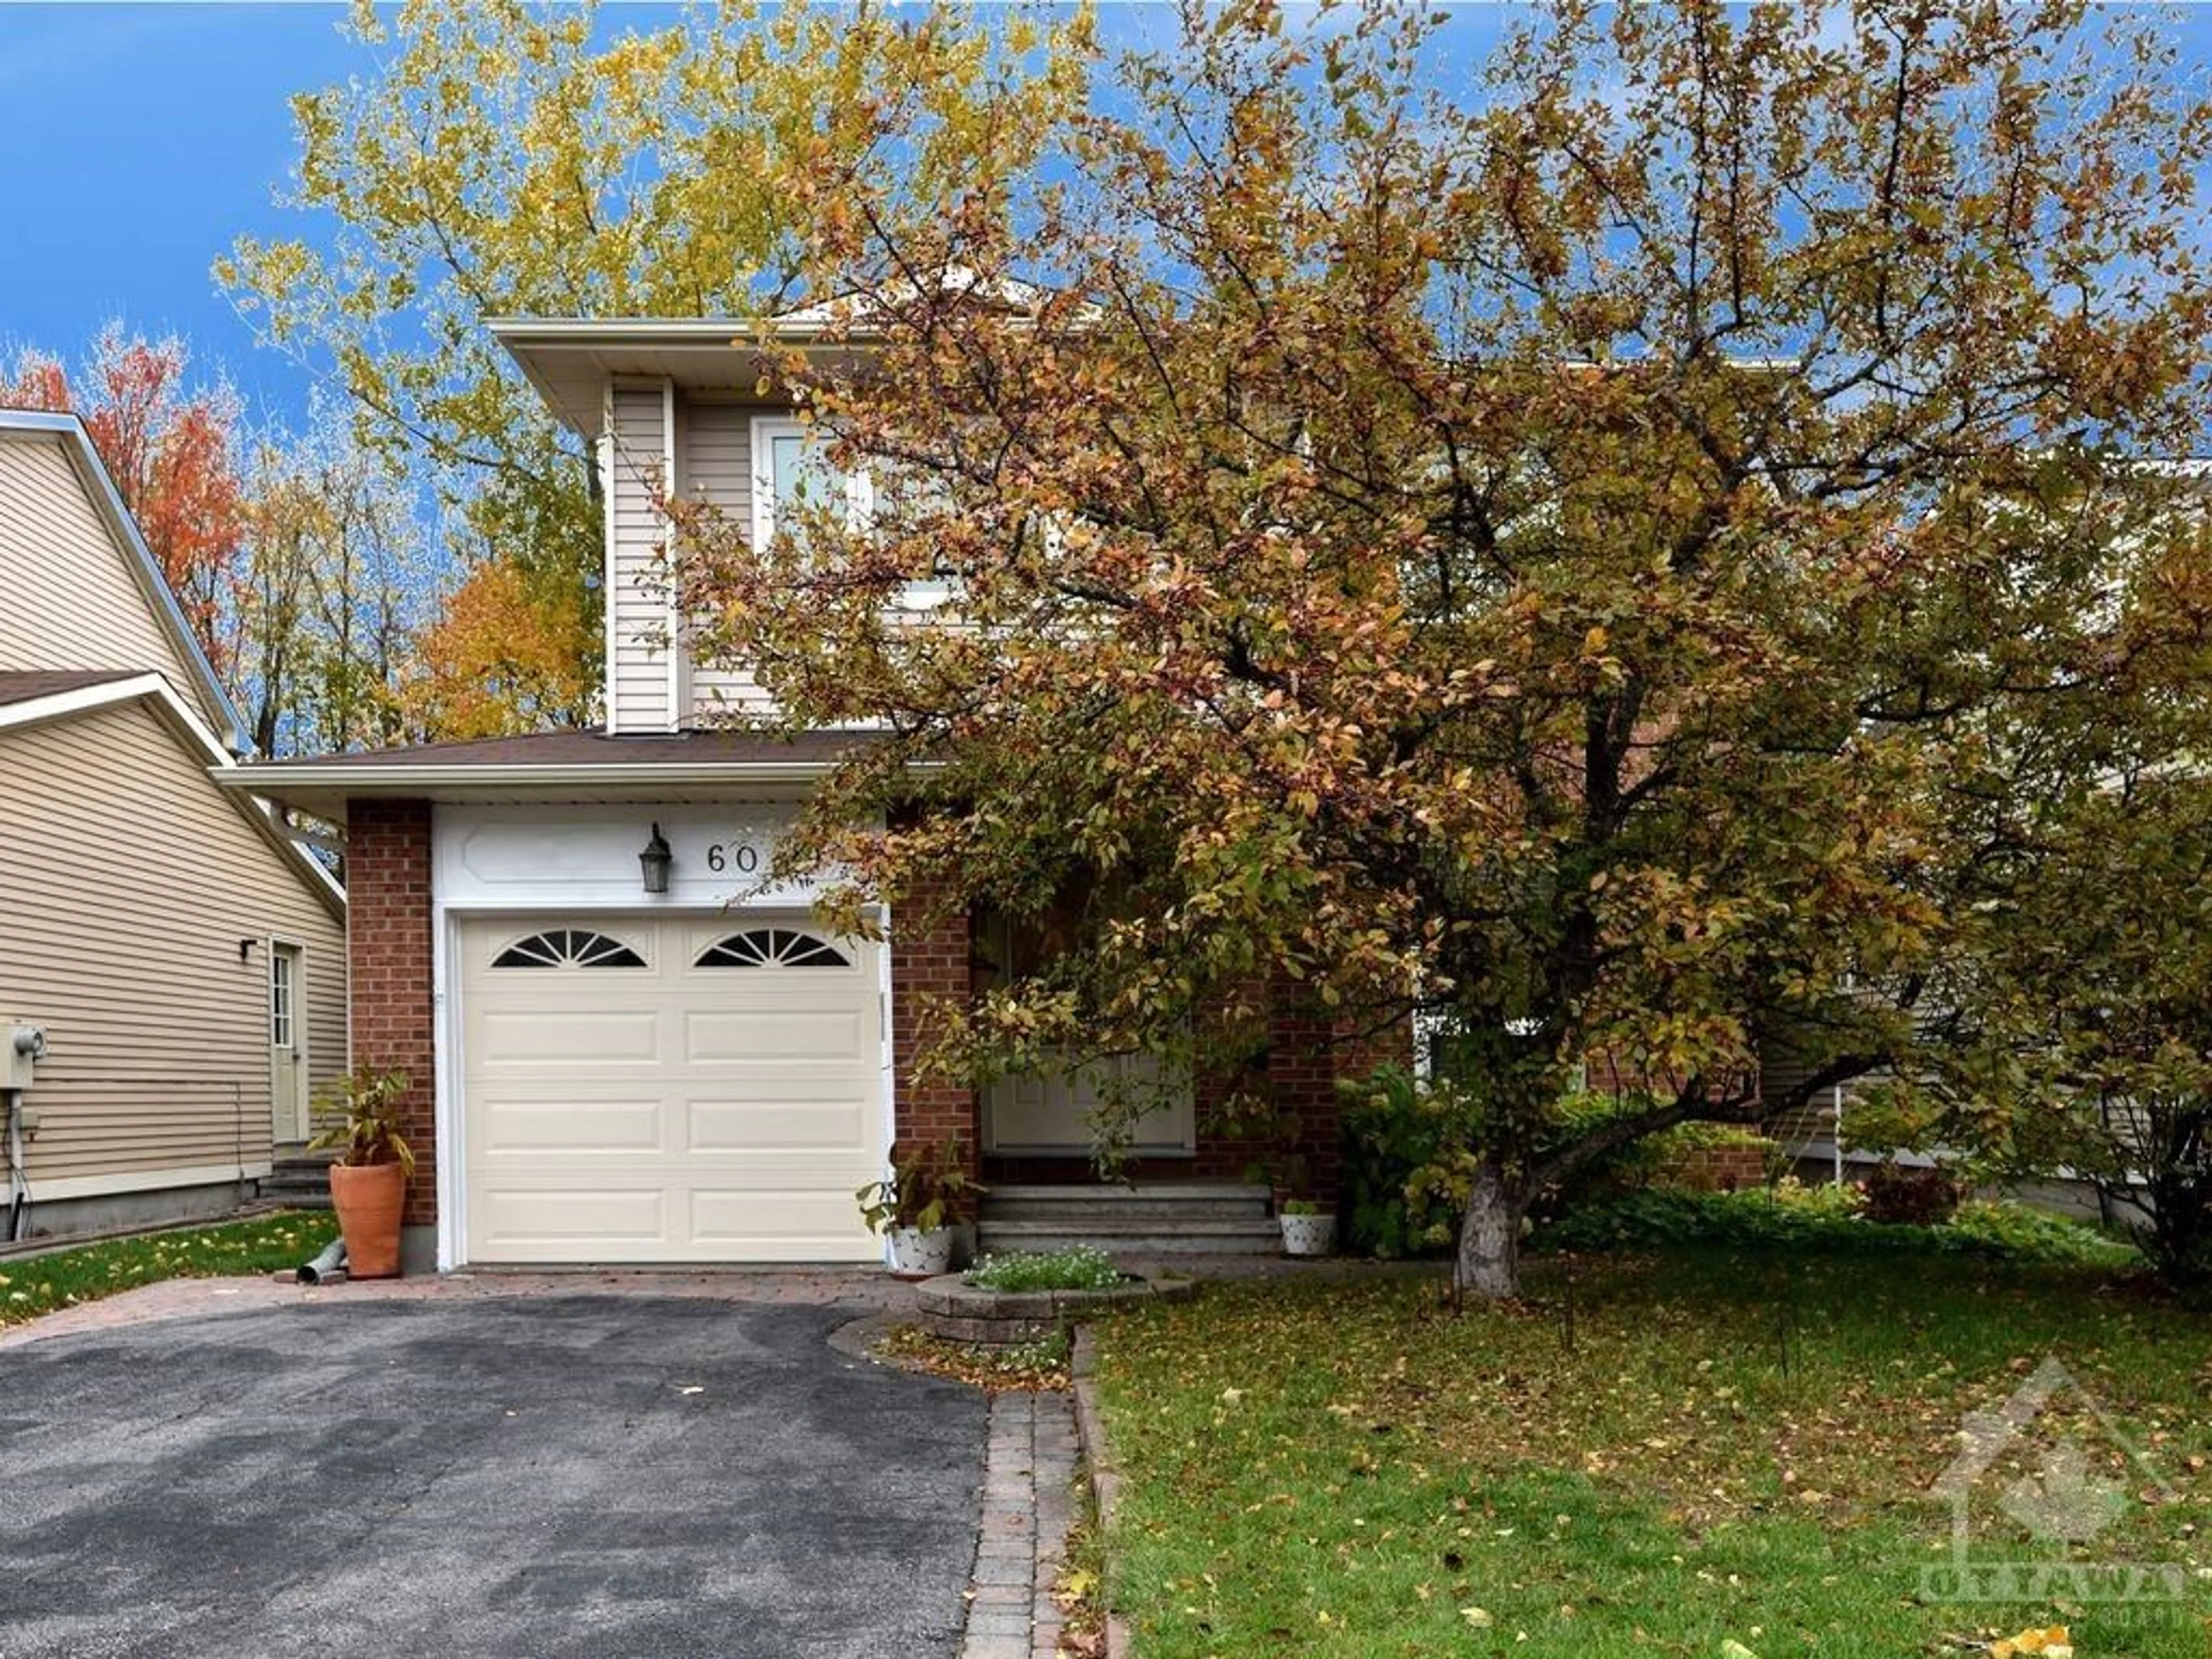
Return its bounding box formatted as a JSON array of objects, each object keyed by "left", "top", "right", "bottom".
[
  {"left": 458, "top": 915, "right": 883, "bottom": 1264},
  {"left": 985, "top": 1050, "right": 1195, "bottom": 1154}
]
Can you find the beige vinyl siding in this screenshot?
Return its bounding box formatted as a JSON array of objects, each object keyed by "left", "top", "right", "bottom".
[
  {"left": 0, "top": 699, "right": 347, "bottom": 1188},
  {"left": 0, "top": 434, "right": 220, "bottom": 730},
  {"left": 1758, "top": 1034, "right": 1869, "bottom": 1151},
  {"left": 607, "top": 382, "right": 676, "bottom": 733},
  {"left": 679, "top": 399, "right": 776, "bottom": 721}
]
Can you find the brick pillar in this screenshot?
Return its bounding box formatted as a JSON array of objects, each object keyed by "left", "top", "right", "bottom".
[
  {"left": 346, "top": 798, "right": 437, "bottom": 1245},
  {"left": 1264, "top": 978, "right": 1413, "bottom": 1210},
  {"left": 890, "top": 880, "right": 980, "bottom": 1198},
  {"left": 1264, "top": 978, "right": 1344, "bottom": 1208}
]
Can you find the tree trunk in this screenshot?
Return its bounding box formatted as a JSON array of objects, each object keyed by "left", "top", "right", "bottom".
[{"left": 1455, "top": 1160, "right": 1524, "bottom": 1301}]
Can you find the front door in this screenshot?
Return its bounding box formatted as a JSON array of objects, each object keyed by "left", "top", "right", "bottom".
[
  {"left": 268, "top": 943, "right": 309, "bottom": 1143},
  {"left": 984, "top": 1050, "right": 1196, "bottom": 1154}
]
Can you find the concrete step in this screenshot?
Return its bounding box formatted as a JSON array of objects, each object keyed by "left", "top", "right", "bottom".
[
  {"left": 260, "top": 1154, "right": 336, "bottom": 1210},
  {"left": 976, "top": 1216, "right": 1284, "bottom": 1256},
  {"left": 980, "top": 1182, "right": 1274, "bottom": 1221}
]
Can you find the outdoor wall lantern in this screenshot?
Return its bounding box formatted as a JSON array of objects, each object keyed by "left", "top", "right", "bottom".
[{"left": 639, "top": 823, "right": 673, "bottom": 894}]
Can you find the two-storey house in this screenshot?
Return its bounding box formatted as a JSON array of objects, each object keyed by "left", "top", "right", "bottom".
[{"left": 232, "top": 319, "right": 1378, "bottom": 1272}]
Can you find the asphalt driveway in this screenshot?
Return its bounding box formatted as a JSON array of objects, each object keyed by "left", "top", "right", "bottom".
[{"left": 0, "top": 1296, "right": 986, "bottom": 1658}]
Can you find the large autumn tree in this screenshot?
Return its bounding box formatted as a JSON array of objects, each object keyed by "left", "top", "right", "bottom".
[
  {"left": 219, "top": 0, "right": 1093, "bottom": 736},
  {"left": 1851, "top": 582, "right": 2212, "bottom": 1297},
  {"left": 674, "top": 0, "right": 2212, "bottom": 1296}
]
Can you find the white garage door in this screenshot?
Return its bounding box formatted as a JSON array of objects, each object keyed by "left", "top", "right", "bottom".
[{"left": 459, "top": 915, "right": 884, "bottom": 1264}]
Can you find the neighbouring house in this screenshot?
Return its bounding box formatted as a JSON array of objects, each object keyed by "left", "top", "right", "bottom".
[
  {"left": 229, "top": 317, "right": 1389, "bottom": 1272},
  {"left": 0, "top": 410, "right": 347, "bottom": 1240}
]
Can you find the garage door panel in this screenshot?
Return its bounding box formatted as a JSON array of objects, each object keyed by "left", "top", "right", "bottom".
[
  {"left": 479, "top": 1097, "right": 665, "bottom": 1154},
  {"left": 685, "top": 1099, "right": 870, "bottom": 1152},
  {"left": 475, "top": 1186, "right": 668, "bottom": 1246},
  {"left": 679, "top": 1070, "right": 875, "bottom": 1101},
  {"left": 691, "top": 1187, "right": 872, "bottom": 1247},
  {"left": 683, "top": 1007, "right": 866, "bottom": 1062},
  {"left": 461, "top": 914, "right": 884, "bottom": 1264},
  {"left": 476, "top": 1008, "right": 665, "bottom": 1066}
]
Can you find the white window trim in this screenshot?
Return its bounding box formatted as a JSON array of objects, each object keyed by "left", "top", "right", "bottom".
[
  {"left": 750, "top": 414, "right": 956, "bottom": 610},
  {"left": 750, "top": 415, "right": 871, "bottom": 547}
]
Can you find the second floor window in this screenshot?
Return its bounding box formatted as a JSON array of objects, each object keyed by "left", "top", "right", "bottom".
[
  {"left": 752, "top": 416, "right": 870, "bottom": 550},
  {"left": 751, "top": 414, "right": 954, "bottom": 605}
]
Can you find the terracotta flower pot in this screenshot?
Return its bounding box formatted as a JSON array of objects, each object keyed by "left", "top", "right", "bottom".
[{"left": 328, "top": 1162, "right": 407, "bottom": 1279}]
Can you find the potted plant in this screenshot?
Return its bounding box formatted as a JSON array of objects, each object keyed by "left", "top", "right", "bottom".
[
  {"left": 1279, "top": 1198, "right": 1338, "bottom": 1257},
  {"left": 307, "top": 1065, "right": 415, "bottom": 1279},
  {"left": 856, "top": 1138, "right": 984, "bottom": 1277}
]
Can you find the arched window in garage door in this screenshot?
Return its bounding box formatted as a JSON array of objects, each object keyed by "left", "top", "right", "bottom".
[
  {"left": 694, "top": 929, "right": 852, "bottom": 968},
  {"left": 490, "top": 929, "right": 647, "bottom": 969}
]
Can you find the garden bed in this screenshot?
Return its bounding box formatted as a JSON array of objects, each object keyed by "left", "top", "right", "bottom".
[{"left": 915, "top": 1270, "right": 1196, "bottom": 1347}]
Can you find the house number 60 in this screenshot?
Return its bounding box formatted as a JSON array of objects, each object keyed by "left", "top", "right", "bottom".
[{"left": 704, "top": 841, "right": 761, "bottom": 874}]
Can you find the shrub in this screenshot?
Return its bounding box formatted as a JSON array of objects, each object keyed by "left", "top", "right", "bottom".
[
  {"left": 963, "top": 1246, "right": 1124, "bottom": 1293},
  {"left": 1338, "top": 1067, "right": 1479, "bottom": 1258},
  {"left": 1862, "top": 1160, "right": 1964, "bottom": 1225},
  {"left": 1533, "top": 1181, "right": 2136, "bottom": 1267},
  {"left": 1338, "top": 1068, "right": 1770, "bottom": 1256}
]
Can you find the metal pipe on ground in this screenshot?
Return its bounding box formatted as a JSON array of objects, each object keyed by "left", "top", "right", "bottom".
[{"left": 297, "top": 1238, "right": 347, "bottom": 1285}]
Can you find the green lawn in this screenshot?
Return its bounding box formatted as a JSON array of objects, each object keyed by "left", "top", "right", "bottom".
[
  {"left": 1094, "top": 1248, "right": 2212, "bottom": 1657},
  {"left": 0, "top": 1211, "right": 338, "bottom": 1326}
]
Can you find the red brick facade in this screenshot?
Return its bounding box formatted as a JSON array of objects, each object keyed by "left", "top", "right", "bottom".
[
  {"left": 344, "top": 798, "right": 437, "bottom": 1230},
  {"left": 1260, "top": 982, "right": 1410, "bottom": 1207},
  {"left": 1654, "top": 1137, "right": 1772, "bottom": 1193},
  {"left": 889, "top": 878, "right": 982, "bottom": 1202}
]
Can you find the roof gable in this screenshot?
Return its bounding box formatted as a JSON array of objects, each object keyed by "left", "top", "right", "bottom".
[
  {"left": 0, "top": 672, "right": 342, "bottom": 916},
  {"left": 0, "top": 410, "right": 246, "bottom": 753}
]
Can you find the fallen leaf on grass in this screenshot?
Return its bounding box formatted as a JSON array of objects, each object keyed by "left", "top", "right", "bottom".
[{"left": 1990, "top": 1626, "right": 2071, "bottom": 1659}]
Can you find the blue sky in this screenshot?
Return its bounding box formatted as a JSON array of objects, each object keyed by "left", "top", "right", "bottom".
[
  {"left": 0, "top": 2, "right": 1514, "bottom": 430},
  {"left": 2, "top": 3, "right": 2209, "bottom": 430},
  {"left": 0, "top": 4, "right": 374, "bottom": 422}
]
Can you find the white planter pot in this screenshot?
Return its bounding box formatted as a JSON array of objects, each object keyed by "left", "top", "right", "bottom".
[
  {"left": 887, "top": 1225, "right": 956, "bottom": 1277},
  {"left": 1279, "top": 1212, "right": 1337, "bottom": 1257}
]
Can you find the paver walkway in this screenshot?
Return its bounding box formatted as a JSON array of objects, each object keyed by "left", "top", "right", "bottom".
[{"left": 964, "top": 1391, "right": 1082, "bottom": 1659}]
